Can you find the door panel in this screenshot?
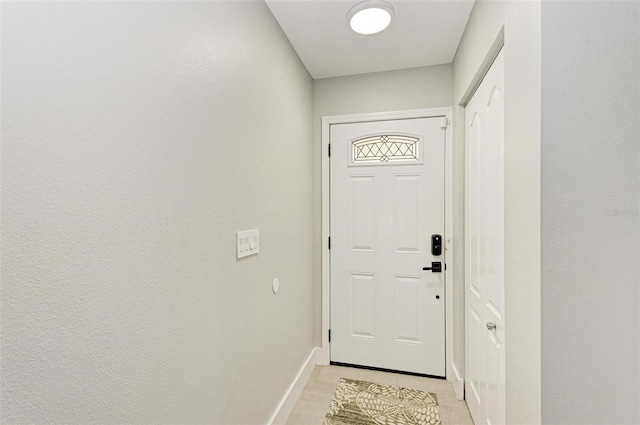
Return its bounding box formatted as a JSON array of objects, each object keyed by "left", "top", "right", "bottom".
[
  {"left": 349, "top": 273, "right": 376, "bottom": 338},
  {"left": 330, "top": 117, "right": 446, "bottom": 376},
  {"left": 465, "top": 48, "right": 505, "bottom": 425},
  {"left": 350, "top": 176, "right": 376, "bottom": 251},
  {"left": 394, "top": 275, "right": 422, "bottom": 344},
  {"left": 393, "top": 174, "right": 421, "bottom": 253}
]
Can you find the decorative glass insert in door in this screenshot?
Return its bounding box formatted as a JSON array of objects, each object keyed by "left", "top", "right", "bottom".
[{"left": 351, "top": 134, "right": 420, "bottom": 164}]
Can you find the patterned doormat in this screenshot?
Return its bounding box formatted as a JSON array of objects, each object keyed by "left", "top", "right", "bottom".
[{"left": 324, "top": 377, "right": 441, "bottom": 425}]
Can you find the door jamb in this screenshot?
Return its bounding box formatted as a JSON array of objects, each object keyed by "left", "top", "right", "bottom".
[{"left": 320, "top": 108, "right": 454, "bottom": 381}]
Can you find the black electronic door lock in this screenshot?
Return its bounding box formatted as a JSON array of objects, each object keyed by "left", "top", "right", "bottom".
[
  {"left": 423, "top": 262, "right": 442, "bottom": 273},
  {"left": 431, "top": 234, "right": 442, "bottom": 256}
]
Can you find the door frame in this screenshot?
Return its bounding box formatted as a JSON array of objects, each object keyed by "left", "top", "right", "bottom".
[
  {"left": 463, "top": 45, "right": 506, "bottom": 424},
  {"left": 320, "top": 107, "right": 454, "bottom": 380},
  {"left": 458, "top": 28, "right": 505, "bottom": 405}
]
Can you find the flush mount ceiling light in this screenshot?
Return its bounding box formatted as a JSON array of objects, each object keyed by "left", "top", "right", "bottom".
[{"left": 347, "top": 0, "right": 395, "bottom": 35}]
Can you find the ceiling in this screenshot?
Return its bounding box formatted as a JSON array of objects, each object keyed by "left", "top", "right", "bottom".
[{"left": 265, "top": 0, "right": 475, "bottom": 79}]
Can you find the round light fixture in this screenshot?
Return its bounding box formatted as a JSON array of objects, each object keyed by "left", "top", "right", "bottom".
[{"left": 347, "top": 0, "right": 395, "bottom": 35}]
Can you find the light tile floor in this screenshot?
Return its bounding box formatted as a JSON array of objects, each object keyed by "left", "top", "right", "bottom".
[{"left": 285, "top": 365, "right": 474, "bottom": 425}]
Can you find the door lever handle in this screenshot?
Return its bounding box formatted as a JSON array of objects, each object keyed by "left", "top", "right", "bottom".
[{"left": 422, "top": 262, "right": 442, "bottom": 273}]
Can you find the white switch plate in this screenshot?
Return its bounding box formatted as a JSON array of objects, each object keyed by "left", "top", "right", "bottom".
[{"left": 236, "top": 229, "right": 259, "bottom": 259}]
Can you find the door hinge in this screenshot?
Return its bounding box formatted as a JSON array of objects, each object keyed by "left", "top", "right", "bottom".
[
  {"left": 440, "top": 117, "right": 449, "bottom": 129},
  {"left": 328, "top": 329, "right": 332, "bottom": 342},
  {"left": 328, "top": 236, "right": 331, "bottom": 250},
  {"left": 328, "top": 144, "right": 331, "bottom": 157}
]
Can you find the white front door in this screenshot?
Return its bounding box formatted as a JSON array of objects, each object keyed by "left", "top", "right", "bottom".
[
  {"left": 330, "top": 116, "right": 446, "bottom": 377},
  {"left": 465, "top": 48, "right": 505, "bottom": 425}
]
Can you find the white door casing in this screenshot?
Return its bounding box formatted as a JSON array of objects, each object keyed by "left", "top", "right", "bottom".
[
  {"left": 465, "top": 48, "right": 505, "bottom": 425},
  {"left": 330, "top": 117, "right": 446, "bottom": 376}
]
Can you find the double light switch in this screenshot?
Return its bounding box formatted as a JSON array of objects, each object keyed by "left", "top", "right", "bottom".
[{"left": 236, "top": 229, "right": 259, "bottom": 258}]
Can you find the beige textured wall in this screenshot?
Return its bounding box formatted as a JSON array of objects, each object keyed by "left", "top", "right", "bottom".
[
  {"left": 311, "top": 64, "right": 453, "bottom": 346},
  {"left": 1, "top": 2, "right": 314, "bottom": 424},
  {"left": 541, "top": 2, "right": 640, "bottom": 423}
]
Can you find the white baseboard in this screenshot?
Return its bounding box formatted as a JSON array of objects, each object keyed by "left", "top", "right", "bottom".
[
  {"left": 450, "top": 361, "right": 464, "bottom": 400},
  {"left": 267, "top": 347, "right": 320, "bottom": 425}
]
